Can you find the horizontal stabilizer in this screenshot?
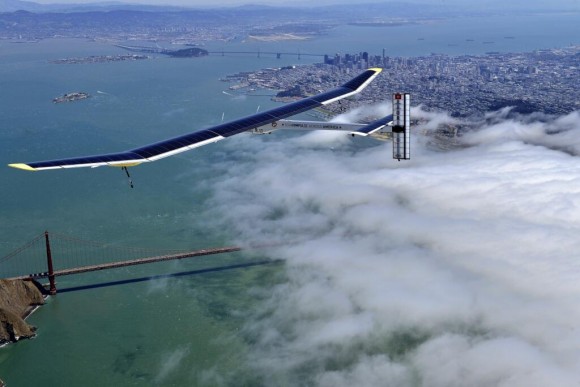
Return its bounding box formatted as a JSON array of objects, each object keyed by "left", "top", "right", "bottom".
[{"left": 350, "top": 114, "right": 393, "bottom": 137}]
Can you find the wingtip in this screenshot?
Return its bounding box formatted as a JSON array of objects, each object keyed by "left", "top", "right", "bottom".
[
  {"left": 8, "top": 163, "right": 37, "bottom": 171},
  {"left": 369, "top": 67, "right": 383, "bottom": 73}
]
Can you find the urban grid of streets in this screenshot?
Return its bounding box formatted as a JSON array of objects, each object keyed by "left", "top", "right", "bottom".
[{"left": 224, "top": 46, "right": 580, "bottom": 119}]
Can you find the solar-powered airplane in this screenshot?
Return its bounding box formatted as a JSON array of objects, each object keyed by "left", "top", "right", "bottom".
[{"left": 8, "top": 68, "right": 411, "bottom": 176}]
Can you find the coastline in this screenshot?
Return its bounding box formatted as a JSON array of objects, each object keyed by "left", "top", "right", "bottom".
[
  {"left": 22, "top": 303, "right": 43, "bottom": 321},
  {"left": 0, "top": 279, "right": 45, "bottom": 346}
]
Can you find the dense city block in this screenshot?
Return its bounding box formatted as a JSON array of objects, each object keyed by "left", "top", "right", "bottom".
[{"left": 226, "top": 46, "right": 580, "bottom": 117}]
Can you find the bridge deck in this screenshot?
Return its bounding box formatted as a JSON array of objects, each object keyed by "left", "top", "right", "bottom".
[{"left": 8, "top": 246, "right": 242, "bottom": 280}]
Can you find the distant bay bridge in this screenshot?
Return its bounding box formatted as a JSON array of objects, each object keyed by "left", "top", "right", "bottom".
[
  {"left": 207, "top": 50, "right": 325, "bottom": 59},
  {"left": 115, "top": 44, "right": 325, "bottom": 59}
]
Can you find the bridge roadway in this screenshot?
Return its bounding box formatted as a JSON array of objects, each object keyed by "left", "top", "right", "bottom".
[
  {"left": 10, "top": 246, "right": 242, "bottom": 280},
  {"left": 208, "top": 51, "right": 324, "bottom": 57},
  {"left": 115, "top": 45, "right": 325, "bottom": 58}
]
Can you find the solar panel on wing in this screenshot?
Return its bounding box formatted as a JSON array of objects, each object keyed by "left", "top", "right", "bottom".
[{"left": 9, "top": 68, "right": 382, "bottom": 171}]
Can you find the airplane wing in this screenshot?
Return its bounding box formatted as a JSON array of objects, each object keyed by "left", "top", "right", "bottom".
[{"left": 9, "top": 68, "right": 382, "bottom": 171}]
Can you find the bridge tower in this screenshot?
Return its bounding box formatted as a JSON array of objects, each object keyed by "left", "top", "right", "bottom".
[{"left": 44, "top": 231, "right": 57, "bottom": 295}]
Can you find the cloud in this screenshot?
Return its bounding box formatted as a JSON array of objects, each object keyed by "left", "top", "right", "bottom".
[
  {"left": 155, "top": 347, "right": 190, "bottom": 383},
  {"left": 146, "top": 276, "right": 171, "bottom": 294},
  {"left": 330, "top": 102, "right": 392, "bottom": 124},
  {"left": 203, "top": 108, "right": 580, "bottom": 385},
  {"left": 412, "top": 105, "right": 458, "bottom": 131},
  {"left": 464, "top": 110, "right": 580, "bottom": 155},
  {"left": 292, "top": 101, "right": 396, "bottom": 147},
  {"left": 413, "top": 335, "right": 578, "bottom": 387}
]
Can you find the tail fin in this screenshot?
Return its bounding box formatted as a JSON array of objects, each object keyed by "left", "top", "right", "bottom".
[{"left": 392, "top": 93, "right": 410, "bottom": 161}]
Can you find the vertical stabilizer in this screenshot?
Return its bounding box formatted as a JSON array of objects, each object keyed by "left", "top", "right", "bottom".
[{"left": 392, "top": 93, "right": 411, "bottom": 160}]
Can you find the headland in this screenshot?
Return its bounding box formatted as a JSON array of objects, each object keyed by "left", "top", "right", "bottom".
[{"left": 0, "top": 279, "right": 45, "bottom": 346}]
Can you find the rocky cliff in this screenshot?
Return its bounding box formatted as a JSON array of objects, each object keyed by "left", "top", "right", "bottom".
[{"left": 0, "top": 279, "right": 45, "bottom": 345}]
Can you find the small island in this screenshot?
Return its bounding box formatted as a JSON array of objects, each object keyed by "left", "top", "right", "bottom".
[
  {"left": 164, "top": 47, "right": 209, "bottom": 58},
  {"left": 53, "top": 92, "right": 89, "bottom": 104},
  {"left": 50, "top": 54, "right": 149, "bottom": 65},
  {"left": 114, "top": 44, "right": 208, "bottom": 58}
]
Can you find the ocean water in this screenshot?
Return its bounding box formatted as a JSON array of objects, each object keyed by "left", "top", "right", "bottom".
[{"left": 0, "top": 13, "right": 578, "bottom": 386}]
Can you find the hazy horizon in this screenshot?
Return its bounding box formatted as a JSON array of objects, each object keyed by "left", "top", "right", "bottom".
[{"left": 12, "top": 0, "right": 580, "bottom": 10}]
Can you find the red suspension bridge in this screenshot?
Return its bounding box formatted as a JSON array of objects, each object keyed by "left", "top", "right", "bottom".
[{"left": 0, "top": 231, "right": 247, "bottom": 295}]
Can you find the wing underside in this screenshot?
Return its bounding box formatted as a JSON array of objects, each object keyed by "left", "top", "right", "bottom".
[{"left": 9, "top": 68, "right": 382, "bottom": 171}]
